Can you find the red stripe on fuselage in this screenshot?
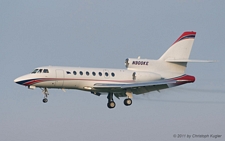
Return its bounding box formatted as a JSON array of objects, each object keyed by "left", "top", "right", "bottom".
[
  {"left": 22, "top": 78, "right": 135, "bottom": 86},
  {"left": 23, "top": 79, "right": 43, "bottom": 86}
]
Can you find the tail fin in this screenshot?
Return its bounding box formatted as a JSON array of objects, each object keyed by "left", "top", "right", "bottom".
[
  {"left": 158, "top": 31, "right": 196, "bottom": 75},
  {"left": 126, "top": 31, "right": 212, "bottom": 78},
  {"left": 159, "top": 31, "right": 196, "bottom": 61}
]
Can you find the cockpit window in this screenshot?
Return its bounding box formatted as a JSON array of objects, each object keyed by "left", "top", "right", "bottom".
[
  {"left": 31, "top": 69, "right": 49, "bottom": 73},
  {"left": 31, "top": 69, "right": 38, "bottom": 74},
  {"left": 37, "top": 69, "right": 43, "bottom": 73},
  {"left": 43, "top": 69, "right": 49, "bottom": 73}
]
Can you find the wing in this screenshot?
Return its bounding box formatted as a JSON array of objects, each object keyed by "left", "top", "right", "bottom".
[{"left": 93, "top": 79, "right": 176, "bottom": 89}]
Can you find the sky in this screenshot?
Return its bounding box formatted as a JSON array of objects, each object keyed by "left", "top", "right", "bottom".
[{"left": 1, "top": 0, "right": 225, "bottom": 141}]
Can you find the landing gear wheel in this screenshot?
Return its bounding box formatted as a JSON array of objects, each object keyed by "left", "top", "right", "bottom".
[
  {"left": 124, "top": 98, "right": 132, "bottom": 106},
  {"left": 43, "top": 98, "right": 48, "bottom": 103},
  {"left": 107, "top": 92, "right": 116, "bottom": 109},
  {"left": 107, "top": 101, "right": 116, "bottom": 109},
  {"left": 41, "top": 88, "right": 49, "bottom": 103}
]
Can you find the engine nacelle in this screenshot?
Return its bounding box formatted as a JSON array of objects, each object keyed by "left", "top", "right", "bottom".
[
  {"left": 125, "top": 58, "right": 151, "bottom": 70},
  {"left": 132, "top": 71, "right": 161, "bottom": 82}
]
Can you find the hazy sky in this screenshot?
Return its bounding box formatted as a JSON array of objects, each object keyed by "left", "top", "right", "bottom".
[{"left": 1, "top": 1, "right": 225, "bottom": 141}]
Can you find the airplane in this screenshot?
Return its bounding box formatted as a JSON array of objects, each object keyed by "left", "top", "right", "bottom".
[{"left": 14, "top": 31, "right": 212, "bottom": 109}]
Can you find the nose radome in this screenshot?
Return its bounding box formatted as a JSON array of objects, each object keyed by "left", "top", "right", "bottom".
[
  {"left": 14, "top": 77, "right": 22, "bottom": 85},
  {"left": 14, "top": 78, "right": 19, "bottom": 83},
  {"left": 14, "top": 74, "right": 35, "bottom": 85},
  {"left": 14, "top": 76, "right": 27, "bottom": 85}
]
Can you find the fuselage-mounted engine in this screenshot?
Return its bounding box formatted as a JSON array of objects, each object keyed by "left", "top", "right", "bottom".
[{"left": 125, "top": 58, "right": 162, "bottom": 82}]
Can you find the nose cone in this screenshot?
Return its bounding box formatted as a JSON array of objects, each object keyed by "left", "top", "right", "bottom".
[
  {"left": 14, "top": 74, "right": 40, "bottom": 86},
  {"left": 14, "top": 76, "right": 26, "bottom": 85},
  {"left": 14, "top": 74, "right": 32, "bottom": 85},
  {"left": 14, "top": 78, "right": 18, "bottom": 83}
]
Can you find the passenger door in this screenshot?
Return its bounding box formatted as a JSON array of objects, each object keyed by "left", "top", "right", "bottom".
[{"left": 55, "top": 70, "right": 64, "bottom": 87}]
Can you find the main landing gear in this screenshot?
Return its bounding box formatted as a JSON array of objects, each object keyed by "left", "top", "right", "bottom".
[
  {"left": 124, "top": 98, "right": 132, "bottom": 106},
  {"left": 107, "top": 93, "right": 116, "bottom": 109},
  {"left": 107, "top": 93, "right": 133, "bottom": 109},
  {"left": 41, "top": 88, "right": 49, "bottom": 103}
]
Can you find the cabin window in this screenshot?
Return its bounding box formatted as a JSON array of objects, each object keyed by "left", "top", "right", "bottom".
[
  {"left": 99, "top": 72, "right": 102, "bottom": 76},
  {"left": 80, "top": 71, "right": 83, "bottom": 75},
  {"left": 92, "top": 72, "right": 96, "bottom": 76},
  {"left": 66, "top": 71, "right": 71, "bottom": 74},
  {"left": 86, "top": 71, "right": 89, "bottom": 76},
  {"left": 73, "top": 71, "right": 77, "bottom": 75},
  {"left": 43, "top": 69, "right": 49, "bottom": 73},
  {"left": 105, "top": 72, "right": 109, "bottom": 77},
  {"left": 111, "top": 72, "right": 115, "bottom": 77},
  {"left": 31, "top": 69, "right": 38, "bottom": 74}
]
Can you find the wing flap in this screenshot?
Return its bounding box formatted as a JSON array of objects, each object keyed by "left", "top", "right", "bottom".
[{"left": 93, "top": 79, "right": 176, "bottom": 89}]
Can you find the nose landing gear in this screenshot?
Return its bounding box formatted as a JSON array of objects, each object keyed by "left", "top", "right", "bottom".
[
  {"left": 43, "top": 98, "right": 48, "bottom": 103},
  {"left": 41, "top": 88, "right": 49, "bottom": 103}
]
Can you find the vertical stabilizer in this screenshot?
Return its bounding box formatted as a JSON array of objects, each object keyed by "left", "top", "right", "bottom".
[
  {"left": 159, "top": 31, "right": 196, "bottom": 61},
  {"left": 158, "top": 31, "right": 196, "bottom": 75}
]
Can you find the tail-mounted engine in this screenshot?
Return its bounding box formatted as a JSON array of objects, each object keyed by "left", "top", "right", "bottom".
[
  {"left": 125, "top": 58, "right": 162, "bottom": 81},
  {"left": 125, "top": 58, "right": 151, "bottom": 70},
  {"left": 132, "top": 71, "right": 162, "bottom": 82}
]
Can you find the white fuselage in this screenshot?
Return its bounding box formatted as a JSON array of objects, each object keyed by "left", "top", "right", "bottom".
[{"left": 14, "top": 66, "right": 162, "bottom": 93}]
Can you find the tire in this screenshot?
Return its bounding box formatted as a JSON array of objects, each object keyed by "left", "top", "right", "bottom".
[
  {"left": 107, "top": 101, "right": 116, "bottom": 109},
  {"left": 124, "top": 98, "right": 132, "bottom": 106},
  {"left": 43, "top": 98, "right": 48, "bottom": 103}
]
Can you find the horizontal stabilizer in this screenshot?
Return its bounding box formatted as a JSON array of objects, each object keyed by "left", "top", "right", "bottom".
[{"left": 165, "top": 59, "right": 215, "bottom": 63}]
